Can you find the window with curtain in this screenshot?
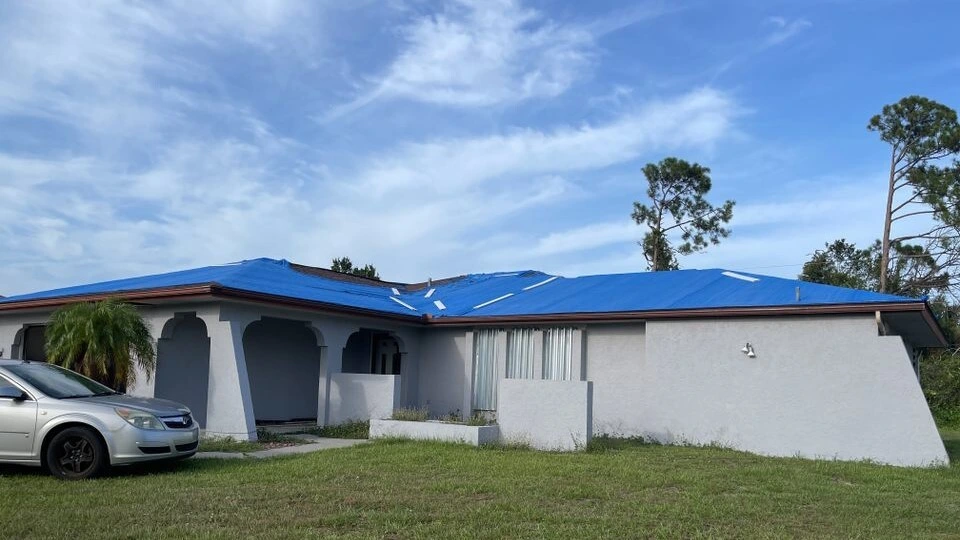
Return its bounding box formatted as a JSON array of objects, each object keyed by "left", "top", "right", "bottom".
[
  {"left": 542, "top": 327, "right": 575, "bottom": 381},
  {"left": 472, "top": 329, "right": 500, "bottom": 410},
  {"left": 505, "top": 328, "right": 535, "bottom": 379}
]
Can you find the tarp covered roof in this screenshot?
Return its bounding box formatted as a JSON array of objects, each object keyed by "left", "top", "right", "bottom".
[{"left": 0, "top": 257, "right": 920, "bottom": 320}]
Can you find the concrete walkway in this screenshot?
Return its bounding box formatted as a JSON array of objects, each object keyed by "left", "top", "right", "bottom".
[{"left": 193, "top": 435, "right": 367, "bottom": 460}]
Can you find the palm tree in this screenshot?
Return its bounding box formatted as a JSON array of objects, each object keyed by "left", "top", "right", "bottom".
[{"left": 45, "top": 299, "right": 156, "bottom": 391}]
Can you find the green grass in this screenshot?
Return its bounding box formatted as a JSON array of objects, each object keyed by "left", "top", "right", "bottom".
[
  {"left": 2, "top": 437, "right": 959, "bottom": 539},
  {"left": 304, "top": 420, "right": 370, "bottom": 439}
]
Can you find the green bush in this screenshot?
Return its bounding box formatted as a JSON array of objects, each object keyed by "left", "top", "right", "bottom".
[
  {"left": 921, "top": 350, "right": 960, "bottom": 428},
  {"left": 391, "top": 407, "right": 429, "bottom": 422}
]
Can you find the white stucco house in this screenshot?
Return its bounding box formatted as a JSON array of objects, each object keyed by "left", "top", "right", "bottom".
[{"left": 0, "top": 257, "right": 949, "bottom": 466}]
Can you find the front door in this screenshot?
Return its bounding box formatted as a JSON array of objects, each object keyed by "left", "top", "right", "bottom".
[{"left": 0, "top": 375, "right": 38, "bottom": 459}]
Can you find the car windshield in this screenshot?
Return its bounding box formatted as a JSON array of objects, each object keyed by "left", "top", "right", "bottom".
[{"left": 5, "top": 362, "right": 117, "bottom": 399}]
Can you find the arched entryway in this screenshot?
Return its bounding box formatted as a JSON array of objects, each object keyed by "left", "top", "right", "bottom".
[
  {"left": 155, "top": 314, "right": 211, "bottom": 428},
  {"left": 243, "top": 317, "right": 323, "bottom": 424},
  {"left": 12, "top": 325, "right": 47, "bottom": 362},
  {"left": 342, "top": 329, "right": 402, "bottom": 375}
]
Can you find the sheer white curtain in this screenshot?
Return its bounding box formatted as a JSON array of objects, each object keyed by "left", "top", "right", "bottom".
[
  {"left": 472, "top": 329, "right": 500, "bottom": 410},
  {"left": 542, "top": 327, "right": 575, "bottom": 381},
  {"left": 506, "top": 328, "right": 535, "bottom": 379}
]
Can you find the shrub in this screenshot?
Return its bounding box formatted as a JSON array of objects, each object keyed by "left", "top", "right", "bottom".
[
  {"left": 391, "top": 407, "right": 429, "bottom": 422},
  {"left": 921, "top": 350, "right": 960, "bottom": 428}
]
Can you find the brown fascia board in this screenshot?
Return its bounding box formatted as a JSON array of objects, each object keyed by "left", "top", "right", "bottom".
[
  {"left": 0, "top": 285, "right": 946, "bottom": 345},
  {"left": 0, "top": 284, "right": 216, "bottom": 312},
  {"left": 208, "top": 285, "right": 424, "bottom": 324},
  {"left": 0, "top": 284, "right": 424, "bottom": 324},
  {"left": 426, "top": 301, "right": 949, "bottom": 345}
]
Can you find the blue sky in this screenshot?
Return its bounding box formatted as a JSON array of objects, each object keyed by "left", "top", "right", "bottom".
[{"left": 2, "top": 0, "right": 959, "bottom": 295}]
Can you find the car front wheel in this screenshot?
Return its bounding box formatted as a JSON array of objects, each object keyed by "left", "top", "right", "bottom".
[{"left": 45, "top": 427, "right": 108, "bottom": 480}]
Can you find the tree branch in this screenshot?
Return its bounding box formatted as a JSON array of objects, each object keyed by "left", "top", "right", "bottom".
[{"left": 890, "top": 209, "right": 936, "bottom": 222}]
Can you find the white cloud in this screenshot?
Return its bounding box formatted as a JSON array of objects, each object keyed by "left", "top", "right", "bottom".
[
  {"left": 763, "top": 16, "right": 812, "bottom": 47},
  {"left": 474, "top": 174, "right": 891, "bottom": 279},
  {"left": 326, "top": 0, "right": 668, "bottom": 117},
  {"left": 0, "top": 2, "right": 739, "bottom": 296},
  {"left": 345, "top": 87, "right": 737, "bottom": 197},
  {"left": 0, "top": 1, "right": 323, "bottom": 136},
  {"left": 0, "top": 83, "right": 737, "bottom": 295}
]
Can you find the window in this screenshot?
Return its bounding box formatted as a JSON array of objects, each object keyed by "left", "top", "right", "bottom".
[
  {"left": 505, "top": 328, "right": 535, "bottom": 379},
  {"left": 5, "top": 363, "right": 115, "bottom": 399},
  {"left": 542, "top": 327, "right": 575, "bottom": 381},
  {"left": 0, "top": 375, "right": 21, "bottom": 398},
  {"left": 471, "top": 329, "right": 500, "bottom": 411}
]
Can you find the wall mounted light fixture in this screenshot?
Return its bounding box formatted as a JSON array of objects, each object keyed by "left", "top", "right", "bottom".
[{"left": 741, "top": 343, "right": 756, "bottom": 358}]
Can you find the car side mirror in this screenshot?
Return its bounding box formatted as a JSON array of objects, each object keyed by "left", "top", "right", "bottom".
[{"left": 0, "top": 387, "right": 28, "bottom": 402}]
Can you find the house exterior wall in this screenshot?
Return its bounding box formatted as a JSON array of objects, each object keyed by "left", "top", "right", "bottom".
[
  {"left": 633, "top": 315, "right": 947, "bottom": 467},
  {"left": 418, "top": 328, "right": 469, "bottom": 418},
  {"left": 584, "top": 323, "right": 647, "bottom": 436},
  {"left": 0, "top": 298, "right": 946, "bottom": 464}
]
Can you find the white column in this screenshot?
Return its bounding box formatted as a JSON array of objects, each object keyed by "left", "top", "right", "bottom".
[
  {"left": 316, "top": 325, "right": 353, "bottom": 427},
  {"left": 394, "top": 328, "right": 420, "bottom": 408},
  {"left": 199, "top": 308, "right": 258, "bottom": 441},
  {"left": 462, "top": 330, "right": 474, "bottom": 418}
]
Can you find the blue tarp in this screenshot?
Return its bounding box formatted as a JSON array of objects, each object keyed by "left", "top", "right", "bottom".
[{"left": 0, "top": 257, "right": 918, "bottom": 319}]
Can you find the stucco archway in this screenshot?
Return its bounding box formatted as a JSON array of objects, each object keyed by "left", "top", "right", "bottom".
[
  {"left": 243, "top": 317, "right": 323, "bottom": 423},
  {"left": 12, "top": 324, "right": 47, "bottom": 362},
  {"left": 155, "top": 314, "right": 211, "bottom": 427}
]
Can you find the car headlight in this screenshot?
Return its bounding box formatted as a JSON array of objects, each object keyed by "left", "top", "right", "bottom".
[{"left": 115, "top": 408, "right": 166, "bottom": 430}]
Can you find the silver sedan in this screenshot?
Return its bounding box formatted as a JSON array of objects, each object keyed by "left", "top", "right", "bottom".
[{"left": 0, "top": 359, "right": 199, "bottom": 479}]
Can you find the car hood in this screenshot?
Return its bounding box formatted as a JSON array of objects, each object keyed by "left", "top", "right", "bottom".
[{"left": 75, "top": 394, "right": 190, "bottom": 417}]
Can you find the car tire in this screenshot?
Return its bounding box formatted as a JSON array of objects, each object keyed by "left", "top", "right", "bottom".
[{"left": 45, "top": 426, "right": 108, "bottom": 480}]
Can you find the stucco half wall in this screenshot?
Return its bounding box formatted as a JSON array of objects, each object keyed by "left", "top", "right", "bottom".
[
  {"left": 498, "top": 379, "right": 593, "bottom": 451},
  {"left": 328, "top": 373, "right": 400, "bottom": 424},
  {"left": 586, "top": 315, "right": 947, "bottom": 467}
]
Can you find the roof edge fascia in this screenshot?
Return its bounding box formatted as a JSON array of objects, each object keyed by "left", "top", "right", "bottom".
[{"left": 0, "top": 287, "right": 945, "bottom": 345}]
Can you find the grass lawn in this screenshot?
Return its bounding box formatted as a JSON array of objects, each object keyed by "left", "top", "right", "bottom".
[{"left": 1, "top": 435, "right": 959, "bottom": 539}]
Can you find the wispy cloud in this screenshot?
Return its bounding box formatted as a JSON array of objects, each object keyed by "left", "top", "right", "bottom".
[
  {"left": 325, "top": 0, "right": 669, "bottom": 118},
  {"left": 478, "top": 174, "right": 889, "bottom": 278},
  {"left": 0, "top": 83, "right": 737, "bottom": 294},
  {"left": 763, "top": 16, "right": 813, "bottom": 47}
]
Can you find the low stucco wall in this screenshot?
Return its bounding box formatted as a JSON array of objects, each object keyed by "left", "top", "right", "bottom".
[
  {"left": 632, "top": 316, "right": 948, "bottom": 467},
  {"left": 369, "top": 419, "right": 500, "bottom": 445},
  {"left": 498, "top": 379, "right": 593, "bottom": 451},
  {"left": 328, "top": 373, "right": 400, "bottom": 425}
]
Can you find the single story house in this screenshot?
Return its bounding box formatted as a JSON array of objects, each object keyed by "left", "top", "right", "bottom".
[{"left": 0, "top": 257, "right": 949, "bottom": 466}]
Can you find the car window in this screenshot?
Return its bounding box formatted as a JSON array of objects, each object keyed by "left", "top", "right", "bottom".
[
  {"left": 0, "top": 375, "right": 19, "bottom": 395},
  {"left": 4, "top": 363, "right": 115, "bottom": 399}
]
